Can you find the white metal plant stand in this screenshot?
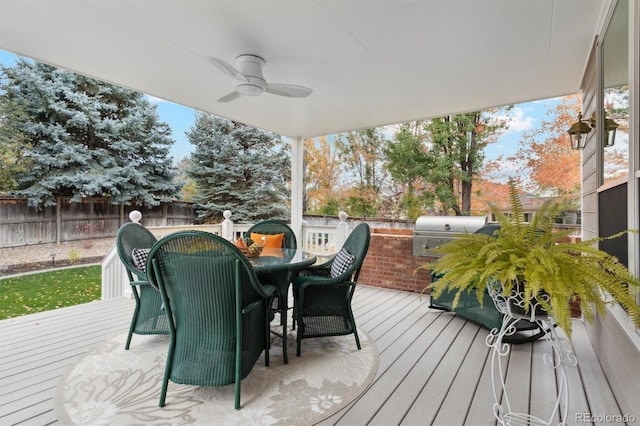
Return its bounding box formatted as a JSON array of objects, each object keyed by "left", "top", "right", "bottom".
[{"left": 486, "top": 282, "right": 577, "bottom": 426}]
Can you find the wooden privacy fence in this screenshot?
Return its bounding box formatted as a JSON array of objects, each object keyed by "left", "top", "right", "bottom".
[{"left": 0, "top": 197, "right": 195, "bottom": 248}]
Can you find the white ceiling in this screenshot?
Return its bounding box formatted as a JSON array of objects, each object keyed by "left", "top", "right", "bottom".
[{"left": 0, "top": 0, "right": 609, "bottom": 139}]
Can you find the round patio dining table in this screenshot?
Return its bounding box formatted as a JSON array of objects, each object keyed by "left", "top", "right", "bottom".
[{"left": 248, "top": 248, "right": 317, "bottom": 364}]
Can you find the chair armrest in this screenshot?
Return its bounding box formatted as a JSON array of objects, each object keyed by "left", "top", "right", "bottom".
[
  {"left": 243, "top": 285, "right": 275, "bottom": 314},
  {"left": 314, "top": 254, "right": 336, "bottom": 267},
  {"left": 298, "top": 267, "right": 331, "bottom": 278},
  {"left": 300, "top": 279, "right": 356, "bottom": 289},
  {"left": 293, "top": 275, "right": 357, "bottom": 291},
  {"left": 297, "top": 255, "right": 335, "bottom": 277},
  {"left": 260, "top": 284, "right": 277, "bottom": 299},
  {"left": 249, "top": 278, "right": 277, "bottom": 299},
  {"left": 295, "top": 279, "right": 358, "bottom": 310}
]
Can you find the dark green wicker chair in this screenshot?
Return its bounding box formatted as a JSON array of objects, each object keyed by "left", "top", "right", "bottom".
[
  {"left": 292, "top": 222, "right": 370, "bottom": 356},
  {"left": 246, "top": 219, "right": 297, "bottom": 250},
  {"left": 146, "top": 231, "right": 276, "bottom": 409},
  {"left": 115, "top": 222, "right": 169, "bottom": 350},
  {"left": 429, "top": 224, "right": 552, "bottom": 344},
  {"left": 246, "top": 220, "right": 297, "bottom": 363}
]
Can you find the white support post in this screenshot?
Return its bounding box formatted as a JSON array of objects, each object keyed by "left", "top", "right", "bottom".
[
  {"left": 290, "top": 136, "right": 305, "bottom": 244},
  {"left": 336, "top": 211, "right": 350, "bottom": 248},
  {"left": 221, "top": 210, "right": 234, "bottom": 241}
]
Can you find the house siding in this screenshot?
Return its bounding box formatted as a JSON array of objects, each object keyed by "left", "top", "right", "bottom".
[{"left": 582, "top": 0, "right": 640, "bottom": 420}]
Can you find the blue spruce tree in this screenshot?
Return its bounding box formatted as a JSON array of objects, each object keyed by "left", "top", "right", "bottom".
[
  {"left": 186, "top": 113, "right": 290, "bottom": 222},
  {"left": 1, "top": 59, "right": 178, "bottom": 207}
]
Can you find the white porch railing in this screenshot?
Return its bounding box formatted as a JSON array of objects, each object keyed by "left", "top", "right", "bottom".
[{"left": 101, "top": 210, "right": 351, "bottom": 300}]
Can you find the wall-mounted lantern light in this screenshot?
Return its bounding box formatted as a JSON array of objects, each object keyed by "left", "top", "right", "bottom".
[{"left": 567, "top": 112, "right": 618, "bottom": 150}]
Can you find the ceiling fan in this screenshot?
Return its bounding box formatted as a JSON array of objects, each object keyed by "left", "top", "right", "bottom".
[{"left": 207, "top": 54, "right": 313, "bottom": 103}]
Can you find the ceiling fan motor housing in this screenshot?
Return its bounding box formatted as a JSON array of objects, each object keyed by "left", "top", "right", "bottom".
[
  {"left": 209, "top": 53, "right": 311, "bottom": 102},
  {"left": 235, "top": 55, "right": 266, "bottom": 96}
]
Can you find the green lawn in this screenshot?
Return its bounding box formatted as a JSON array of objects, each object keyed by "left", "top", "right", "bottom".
[{"left": 0, "top": 266, "right": 101, "bottom": 320}]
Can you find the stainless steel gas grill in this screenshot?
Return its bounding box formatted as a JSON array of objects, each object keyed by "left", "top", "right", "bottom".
[{"left": 413, "top": 216, "right": 488, "bottom": 257}]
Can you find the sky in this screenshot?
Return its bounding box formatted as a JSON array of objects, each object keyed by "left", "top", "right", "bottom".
[{"left": 1, "top": 49, "right": 563, "bottom": 175}]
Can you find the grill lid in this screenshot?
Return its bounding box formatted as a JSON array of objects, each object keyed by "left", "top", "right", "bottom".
[
  {"left": 413, "top": 215, "right": 488, "bottom": 256},
  {"left": 414, "top": 216, "right": 487, "bottom": 234}
]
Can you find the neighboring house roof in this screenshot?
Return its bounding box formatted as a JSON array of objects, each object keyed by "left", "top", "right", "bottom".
[{"left": 471, "top": 180, "right": 557, "bottom": 215}]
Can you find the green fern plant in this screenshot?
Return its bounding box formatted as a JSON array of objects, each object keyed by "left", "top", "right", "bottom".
[{"left": 422, "top": 180, "right": 640, "bottom": 339}]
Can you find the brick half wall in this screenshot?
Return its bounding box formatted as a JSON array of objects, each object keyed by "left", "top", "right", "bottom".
[{"left": 358, "top": 228, "right": 434, "bottom": 293}]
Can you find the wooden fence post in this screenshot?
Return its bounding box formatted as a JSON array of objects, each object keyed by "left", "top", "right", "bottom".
[{"left": 56, "top": 197, "right": 61, "bottom": 245}]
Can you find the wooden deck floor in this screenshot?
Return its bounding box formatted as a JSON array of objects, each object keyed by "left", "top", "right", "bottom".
[{"left": 0, "top": 285, "right": 624, "bottom": 425}]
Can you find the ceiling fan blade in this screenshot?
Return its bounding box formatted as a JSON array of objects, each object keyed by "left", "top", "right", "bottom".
[
  {"left": 207, "top": 57, "right": 248, "bottom": 82},
  {"left": 266, "top": 83, "right": 313, "bottom": 98},
  {"left": 218, "top": 91, "right": 242, "bottom": 103}
]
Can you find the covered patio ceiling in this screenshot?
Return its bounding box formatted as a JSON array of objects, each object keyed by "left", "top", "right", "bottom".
[{"left": 1, "top": 0, "right": 609, "bottom": 139}]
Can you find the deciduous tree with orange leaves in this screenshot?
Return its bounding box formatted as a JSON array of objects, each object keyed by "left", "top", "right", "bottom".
[
  {"left": 509, "top": 95, "right": 581, "bottom": 196},
  {"left": 304, "top": 136, "right": 342, "bottom": 213}
]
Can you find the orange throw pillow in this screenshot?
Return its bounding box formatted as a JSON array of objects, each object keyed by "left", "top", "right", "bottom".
[
  {"left": 250, "top": 232, "right": 285, "bottom": 248},
  {"left": 260, "top": 247, "right": 284, "bottom": 258}
]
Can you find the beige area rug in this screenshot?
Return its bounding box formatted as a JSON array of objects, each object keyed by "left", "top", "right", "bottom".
[{"left": 54, "top": 327, "right": 378, "bottom": 425}]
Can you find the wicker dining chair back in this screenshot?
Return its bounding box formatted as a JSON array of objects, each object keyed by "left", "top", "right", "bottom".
[
  {"left": 146, "top": 231, "right": 275, "bottom": 409},
  {"left": 245, "top": 220, "right": 298, "bottom": 361},
  {"left": 292, "top": 222, "right": 371, "bottom": 356},
  {"left": 245, "top": 219, "right": 297, "bottom": 249},
  {"left": 115, "top": 222, "right": 169, "bottom": 349}
]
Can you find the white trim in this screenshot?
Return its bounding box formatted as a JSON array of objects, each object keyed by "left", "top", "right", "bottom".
[
  {"left": 598, "top": 0, "right": 640, "bottom": 337},
  {"left": 630, "top": 0, "right": 640, "bottom": 334},
  {"left": 289, "top": 137, "right": 305, "bottom": 244},
  {"left": 606, "top": 302, "right": 640, "bottom": 348},
  {"left": 597, "top": 175, "right": 628, "bottom": 192}
]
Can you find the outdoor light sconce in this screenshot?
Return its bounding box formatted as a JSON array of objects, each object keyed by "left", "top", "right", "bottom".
[{"left": 567, "top": 112, "right": 618, "bottom": 150}]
